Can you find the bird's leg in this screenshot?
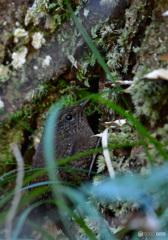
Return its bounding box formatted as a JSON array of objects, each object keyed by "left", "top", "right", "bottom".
[{"left": 88, "top": 137, "right": 102, "bottom": 176}]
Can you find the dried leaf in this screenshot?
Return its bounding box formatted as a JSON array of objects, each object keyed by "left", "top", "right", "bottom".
[
  {"left": 160, "top": 52, "right": 168, "bottom": 62},
  {"left": 105, "top": 119, "right": 127, "bottom": 128},
  {"left": 143, "top": 68, "right": 168, "bottom": 81},
  {"left": 162, "top": 10, "right": 168, "bottom": 16}
]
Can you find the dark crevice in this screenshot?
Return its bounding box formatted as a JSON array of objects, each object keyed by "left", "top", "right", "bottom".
[{"left": 87, "top": 111, "right": 100, "bottom": 135}]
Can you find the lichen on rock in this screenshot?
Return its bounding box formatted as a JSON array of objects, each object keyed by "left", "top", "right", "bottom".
[
  {"left": 14, "top": 28, "right": 28, "bottom": 43},
  {"left": 32, "top": 32, "right": 46, "bottom": 49},
  {"left": 11, "top": 47, "right": 28, "bottom": 69}
]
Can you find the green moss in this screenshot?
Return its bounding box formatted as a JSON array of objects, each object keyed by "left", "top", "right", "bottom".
[
  {"left": 0, "top": 103, "right": 34, "bottom": 175},
  {"left": 75, "top": 51, "right": 97, "bottom": 87},
  {"left": 91, "top": 18, "right": 124, "bottom": 73},
  {"left": 79, "top": 216, "right": 105, "bottom": 240},
  {"left": 148, "top": 124, "right": 168, "bottom": 165},
  {"left": 108, "top": 201, "right": 139, "bottom": 218},
  {"left": 135, "top": 4, "right": 146, "bottom": 10},
  {"left": 117, "top": 30, "right": 130, "bottom": 47},
  {"left": 97, "top": 155, "right": 106, "bottom": 173},
  {"left": 47, "top": 1, "right": 70, "bottom": 31},
  {"left": 136, "top": 3, "right": 168, "bottom": 71},
  {"left": 0, "top": 126, "right": 24, "bottom": 167},
  {"left": 129, "top": 79, "right": 168, "bottom": 126},
  {"left": 0, "top": 43, "right": 5, "bottom": 63},
  {"left": 27, "top": 84, "right": 48, "bottom": 101},
  {"left": 106, "top": 47, "right": 122, "bottom": 71},
  {"left": 0, "top": 65, "right": 9, "bottom": 82},
  {"left": 99, "top": 88, "right": 120, "bottom": 120},
  {"left": 57, "top": 27, "right": 78, "bottom": 56}
]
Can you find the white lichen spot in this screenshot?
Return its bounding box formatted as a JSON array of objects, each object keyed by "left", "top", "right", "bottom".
[
  {"left": 0, "top": 97, "right": 5, "bottom": 109},
  {"left": 25, "top": 8, "right": 34, "bottom": 26},
  {"left": 100, "top": 0, "right": 120, "bottom": 6},
  {"left": 0, "top": 65, "right": 9, "bottom": 82},
  {"left": 162, "top": 10, "right": 168, "bottom": 16},
  {"left": 25, "top": 0, "right": 49, "bottom": 26},
  {"left": 105, "top": 119, "right": 127, "bottom": 128},
  {"left": 32, "top": 32, "right": 46, "bottom": 49},
  {"left": 42, "top": 55, "right": 52, "bottom": 68},
  {"left": 33, "top": 65, "right": 39, "bottom": 70},
  {"left": 11, "top": 47, "right": 28, "bottom": 69},
  {"left": 45, "top": 15, "right": 55, "bottom": 29},
  {"left": 32, "top": 135, "right": 41, "bottom": 149},
  {"left": 15, "top": 21, "right": 20, "bottom": 26},
  {"left": 14, "top": 28, "right": 28, "bottom": 43},
  {"left": 113, "top": 119, "right": 127, "bottom": 126},
  {"left": 83, "top": 8, "right": 89, "bottom": 17},
  {"left": 25, "top": 7, "right": 43, "bottom": 26}
]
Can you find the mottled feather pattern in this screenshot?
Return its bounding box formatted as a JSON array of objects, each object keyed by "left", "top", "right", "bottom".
[{"left": 32, "top": 101, "right": 97, "bottom": 186}]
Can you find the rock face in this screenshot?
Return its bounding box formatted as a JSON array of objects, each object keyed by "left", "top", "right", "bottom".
[{"left": 0, "top": 0, "right": 131, "bottom": 121}]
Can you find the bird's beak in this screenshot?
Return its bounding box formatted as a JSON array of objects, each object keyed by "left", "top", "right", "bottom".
[{"left": 80, "top": 99, "right": 90, "bottom": 110}]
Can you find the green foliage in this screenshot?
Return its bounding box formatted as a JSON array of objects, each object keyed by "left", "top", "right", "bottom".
[
  {"left": 76, "top": 51, "right": 97, "bottom": 87},
  {"left": 57, "top": 27, "right": 79, "bottom": 56},
  {"left": 148, "top": 124, "right": 168, "bottom": 165}
]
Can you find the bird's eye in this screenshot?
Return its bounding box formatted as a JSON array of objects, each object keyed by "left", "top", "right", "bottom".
[{"left": 65, "top": 114, "right": 72, "bottom": 120}]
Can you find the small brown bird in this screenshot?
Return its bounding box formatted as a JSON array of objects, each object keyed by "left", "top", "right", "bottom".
[
  {"left": 28, "top": 100, "right": 97, "bottom": 239},
  {"left": 32, "top": 100, "right": 97, "bottom": 185}
]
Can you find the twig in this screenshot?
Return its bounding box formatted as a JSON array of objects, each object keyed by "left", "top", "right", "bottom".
[
  {"left": 5, "top": 143, "right": 24, "bottom": 240},
  {"left": 102, "top": 128, "right": 115, "bottom": 179},
  {"left": 95, "top": 128, "right": 115, "bottom": 179}
]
